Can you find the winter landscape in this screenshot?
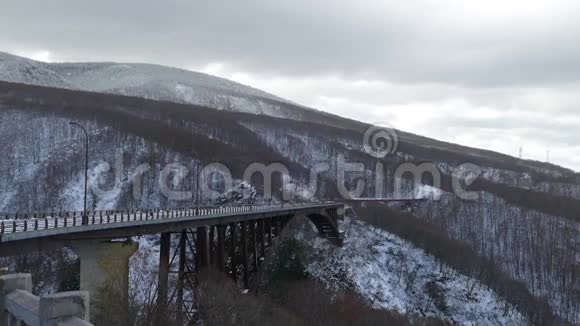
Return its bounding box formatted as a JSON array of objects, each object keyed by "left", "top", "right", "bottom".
[{"left": 1, "top": 1, "right": 580, "bottom": 325}]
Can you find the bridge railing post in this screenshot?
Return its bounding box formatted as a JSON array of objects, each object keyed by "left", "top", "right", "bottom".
[{"left": 82, "top": 212, "right": 89, "bottom": 226}]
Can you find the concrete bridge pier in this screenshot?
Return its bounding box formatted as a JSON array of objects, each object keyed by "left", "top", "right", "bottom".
[{"left": 71, "top": 239, "right": 139, "bottom": 323}]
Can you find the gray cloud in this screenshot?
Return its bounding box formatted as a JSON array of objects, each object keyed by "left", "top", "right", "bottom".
[
  {"left": 2, "top": 0, "right": 580, "bottom": 86},
  {"left": 1, "top": 0, "right": 579, "bottom": 170}
]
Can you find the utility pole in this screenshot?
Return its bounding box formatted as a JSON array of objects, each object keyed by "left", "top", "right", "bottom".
[
  {"left": 69, "top": 122, "right": 89, "bottom": 225},
  {"left": 191, "top": 144, "right": 201, "bottom": 214},
  {"left": 195, "top": 161, "right": 200, "bottom": 214}
]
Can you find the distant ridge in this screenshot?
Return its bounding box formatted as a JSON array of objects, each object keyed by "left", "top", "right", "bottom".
[{"left": 0, "top": 51, "right": 303, "bottom": 117}]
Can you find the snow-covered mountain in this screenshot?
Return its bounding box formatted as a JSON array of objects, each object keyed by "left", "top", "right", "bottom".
[
  {"left": 0, "top": 53, "right": 579, "bottom": 324},
  {"left": 0, "top": 51, "right": 311, "bottom": 118},
  {"left": 0, "top": 51, "right": 575, "bottom": 177}
]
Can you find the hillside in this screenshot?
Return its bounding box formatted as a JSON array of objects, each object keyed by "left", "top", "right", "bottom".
[
  {"left": 297, "top": 217, "right": 528, "bottom": 325},
  {"left": 0, "top": 51, "right": 576, "bottom": 178},
  {"left": 0, "top": 72, "right": 578, "bottom": 323}
]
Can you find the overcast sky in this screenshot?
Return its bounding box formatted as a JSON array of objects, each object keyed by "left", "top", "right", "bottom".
[{"left": 2, "top": 0, "right": 580, "bottom": 171}]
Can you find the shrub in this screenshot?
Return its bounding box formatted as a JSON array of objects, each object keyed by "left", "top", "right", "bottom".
[{"left": 268, "top": 239, "right": 308, "bottom": 284}]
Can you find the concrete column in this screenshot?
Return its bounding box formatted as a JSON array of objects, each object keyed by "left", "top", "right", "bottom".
[{"left": 72, "top": 239, "right": 138, "bottom": 323}]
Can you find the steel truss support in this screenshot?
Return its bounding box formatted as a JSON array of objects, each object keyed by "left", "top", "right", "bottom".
[
  {"left": 168, "top": 215, "right": 295, "bottom": 324},
  {"left": 157, "top": 232, "right": 171, "bottom": 322}
]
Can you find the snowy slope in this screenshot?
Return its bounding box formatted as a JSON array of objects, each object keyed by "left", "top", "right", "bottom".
[
  {"left": 295, "top": 218, "right": 527, "bottom": 325},
  {"left": 1, "top": 56, "right": 578, "bottom": 323},
  {"left": 0, "top": 52, "right": 72, "bottom": 88},
  {"left": 0, "top": 51, "right": 301, "bottom": 117}
]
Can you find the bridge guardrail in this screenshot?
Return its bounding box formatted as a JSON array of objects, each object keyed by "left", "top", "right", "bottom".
[
  {"left": 0, "top": 202, "right": 336, "bottom": 236},
  {"left": 0, "top": 273, "right": 91, "bottom": 326}
]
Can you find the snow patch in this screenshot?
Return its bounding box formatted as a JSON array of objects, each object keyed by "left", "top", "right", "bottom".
[{"left": 298, "top": 218, "right": 527, "bottom": 325}]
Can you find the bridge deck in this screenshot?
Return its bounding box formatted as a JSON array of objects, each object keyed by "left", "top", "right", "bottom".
[{"left": 0, "top": 203, "right": 343, "bottom": 247}]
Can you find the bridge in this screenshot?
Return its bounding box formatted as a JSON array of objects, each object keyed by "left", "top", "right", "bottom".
[{"left": 0, "top": 202, "right": 345, "bottom": 325}]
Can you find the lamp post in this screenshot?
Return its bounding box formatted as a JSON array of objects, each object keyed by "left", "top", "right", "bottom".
[
  {"left": 191, "top": 146, "right": 201, "bottom": 215},
  {"left": 69, "top": 122, "right": 89, "bottom": 225}
]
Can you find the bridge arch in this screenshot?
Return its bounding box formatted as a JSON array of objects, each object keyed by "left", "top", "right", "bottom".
[{"left": 306, "top": 210, "right": 343, "bottom": 246}]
